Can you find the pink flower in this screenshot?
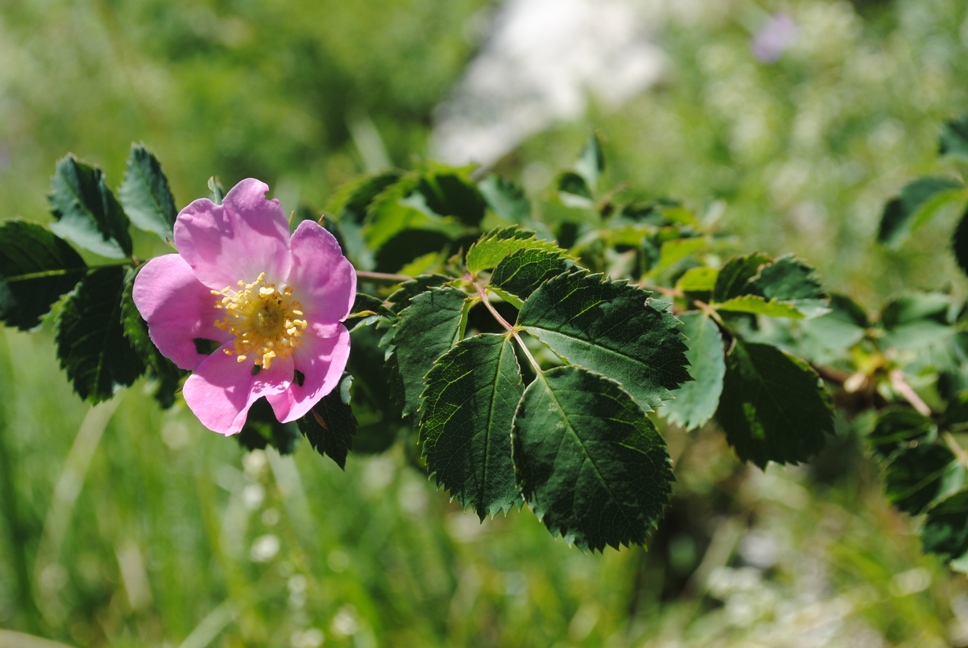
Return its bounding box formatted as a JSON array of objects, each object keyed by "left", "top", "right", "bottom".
[{"left": 133, "top": 179, "right": 356, "bottom": 435}]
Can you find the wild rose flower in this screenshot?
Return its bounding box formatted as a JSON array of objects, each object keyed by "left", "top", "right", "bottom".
[{"left": 133, "top": 179, "right": 356, "bottom": 435}]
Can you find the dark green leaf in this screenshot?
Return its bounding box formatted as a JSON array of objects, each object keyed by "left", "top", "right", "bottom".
[
  {"left": 754, "top": 256, "right": 828, "bottom": 318},
  {"left": 518, "top": 271, "right": 690, "bottom": 409},
  {"left": 885, "top": 444, "right": 955, "bottom": 515},
  {"left": 952, "top": 205, "right": 968, "bottom": 278},
  {"left": 118, "top": 143, "right": 178, "bottom": 243},
  {"left": 466, "top": 226, "right": 565, "bottom": 275},
  {"left": 573, "top": 133, "right": 605, "bottom": 193},
  {"left": 326, "top": 170, "right": 403, "bottom": 270},
  {"left": 715, "top": 341, "right": 832, "bottom": 467},
  {"left": 557, "top": 171, "right": 595, "bottom": 209},
  {"left": 344, "top": 292, "right": 390, "bottom": 331},
  {"left": 713, "top": 254, "right": 827, "bottom": 319},
  {"left": 879, "top": 293, "right": 952, "bottom": 352},
  {"left": 55, "top": 266, "right": 145, "bottom": 402},
  {"left": 384, "top": 274, "right": 453, "bottom": 313},
  {"left": 512, "top": 366, "right": 673, "bottom": 551},
  {"left": 409, "top": 168, "right": 486, "bottom": 227},
  {"left": 120, "top": 266, "right": 184, "bottom": 408},
  {"left": 663, "top": 313, "right": 725, "bottom": 430},
  {"left": 420, "top": 334, "right": 524, "bottom": 519},
  {"left": 237, "top": 398, "right": 300, "bottom": 455},
  {"left": 0, "top": 220, "right": 87, "bottom": 330},
  {"left": 922, "top": 489, "right": 968, "bottom": 562},
  {"left": 878, "top": 176, "right": 965, "bottom": 246},
  {"left": 297, "top": 373, "right": 357, "bottom": 469},
  {"left": 867, "top": 408, "right": 935, "bottom": 461},
  {"left": 48, "top": 155, "right": 132, "bottom": 259},
  {"left": 940, "top": 113, "right": 968, "bottom": 164},
  {"left": 489, "top": 248, "right": 573, "bottom": 306},
  {"left": 386, "top": 287, "right": 469, "bottom": 417},
  {"left": 713, "top": 253, "right": 772, "bottom": 302},
  {"left": 478, "top": 175, "right": 530, "bottom": 224}
]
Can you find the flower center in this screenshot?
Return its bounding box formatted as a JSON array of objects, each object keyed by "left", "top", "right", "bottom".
[{"left": 212, "top": 272, "right": 308, "bottom": 370}]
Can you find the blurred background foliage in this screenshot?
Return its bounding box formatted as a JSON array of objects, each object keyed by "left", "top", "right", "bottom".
[{"left": 2, "top": 0, "right": 968, "bottom": 646}]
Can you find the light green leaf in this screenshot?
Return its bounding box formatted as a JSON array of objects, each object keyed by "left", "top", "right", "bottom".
[
  {"left": 478, "top": 175, "right": 530, "bottom": 224},
  {"left": 676, "top": 266, "right": 719, "bottom": 293},
  {"left": 466, "top": 226, "right": 565, "bottom": 275},
  {"left": 512, "top": 365, "right": 673, "bottom": 551},
  {"left": 715, "top": 341, "right": 832, "bottom": 467},
  {"left": 49, "top": 155, "right": 132, "bottom": 259},
  {"left": 518, "top": 271, "right": 690, "bottom": 410},
  {"left": 715, "top": 295, "right": 805, "bottom": 319},
  {"left": 663, "top": 313, "right": 725, "bottom": 430},
  {"left": 420, "top": 334, "right": 524, "bottom": 519},
  {"left": 56, "top": 266, "right": 145, "bottom": 402},
  {"left": 573, "top": 133, "right": 605, "bottom": 193},
  {"left": 878, "top": 175, "right": 966, "bottom": 246},
  {"left": 385, "top": 287, "right": 469, "bottom": 417},
  {"left": 557, "top": 171, "right": 595, "bottom": 209},
  {"left": 118, "top": 143, "right": 178, "bottom": 243},
  {"left": 647, "top": 237, "right": 706, "bottom": 277},
  {"left": 0, "top": 220, "right": 87, "bottom": 331}
]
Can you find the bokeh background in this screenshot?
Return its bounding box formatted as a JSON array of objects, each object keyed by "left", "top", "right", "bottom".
[{"left": 2, "top": 0, "right": 968, "bottom": 646}]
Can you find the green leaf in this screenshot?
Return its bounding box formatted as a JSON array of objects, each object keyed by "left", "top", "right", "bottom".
[
  {"left": 879, "top": 293, "right": 952, "bottom": 352},
  {"left": 420, "top": 334, "right": 524, "bottom": 519},
  {"left": 663, "top": 313, "right": 725, "bottom": 430},
  {"left": 489, "top": 247, "right": 573, "bottom": 306},
  {"left": 867, "top": 408, "right": 935, "bottom": 461},
  {"left": 647, "top": 237, "right": 706, "bottom": 278},
  {"left": 713, "top": 253, "right": 773, "bottom": 302},
  {"left": 922, "top": 489, "right": 968, "bottom": 562},
  {"left": 297, "top": 373, "right": 357, "bottom": 469},
  {"left": 466, "top": 226, "right": 565, "bottom": 275},
  {"left": 0, "top": 220, "right": 87, "bottom": 330},
  {"left": 478, "top": 175, "right": 530, "bottom": 224},
  {"left": 237, "top": 399, "right": 300, "bottom": 455},
  {"left": 715, "top": 295, "right": 806, "bottom": 319},
  {"left": 574, "top": 133, "right": 605, "bottom": 193},
  {"left": 55, "top": 265, "right": 145, "bottom": 402},
  {"left": 754, "top": 256, "right": 828, "bottom": 318},
  {"left": 952, "top": 205, "right": 968, "bottom": 278},
  {"left": 675, "top": 266, "right": 719, "bottom": 293},
  {"left": 940, "top": 113, "right": 968, "bottom": 164},
  {"left": 120, "top": 266, "right": 183, "bottom": 409},
  {"left": 118, "top": 143, "right": 178, "bottom": 243},
  {"left": 518, "top": 271, "right": 690, "bottom": 409},
  {"left": 715, "top": 341, "right": 832, "bottom": 467},
  {"left": 386, "top": 287, "right": 469, "bottom": 417},
  {"left": 384, "top": 274, "right": 453, "bottom": 313},
  {"left": 557, "top": 171, "right": 595, "bottom": 209},
  {"left": 48, "top": 155, "right": 132, "bottom": 259},
  {"left": 884, "top": 444, "right": 956, "bottom": 515},
  {"left": 793, "top": 293, "right": 869, "bottom": 362},
  {"left": 207, "top": 177, "right": 225, "bottom": 205},
  {"left": 408, "top": 167, "right": 486, "bottom": 227},
  {"left": 512, "top": 366, "right": 673, "bottom": 551},
  {"left": 878, "top": 176, "right": 966, "bottom": 246}
]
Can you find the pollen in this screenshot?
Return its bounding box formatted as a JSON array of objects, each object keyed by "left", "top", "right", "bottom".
[{"left": 212, "top": 272, "right": 308, "bottom": 370}]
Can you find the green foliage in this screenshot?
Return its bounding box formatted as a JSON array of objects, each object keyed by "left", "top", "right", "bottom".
[
  {"left": 940, "top": 113, "right": 968, "bottom": 164},
  {"left": 0, "top": 220, "right": 87, "bottom": 331},
  {"left": 297, "top": 373, "right": 358, "bottom": 469},
  {"left": 878, "top": 176, "right": 966, "bottom": 246},
  {"left": 662, "top": 313, "right": 724, "bottom": 430},
  {"left": 118, "top": 143, "right": 179, "bottom": 243}
]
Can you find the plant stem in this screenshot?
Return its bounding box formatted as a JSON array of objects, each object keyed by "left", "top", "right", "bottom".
[
  {"left": 356, "top": 270, "right": 412, "bottom": 283},
  {"left": 889, "top": 369, "right": 932, "bottom": 418},
  {"left": 474, "top": 282, "right": 541, "bottom": 374}
]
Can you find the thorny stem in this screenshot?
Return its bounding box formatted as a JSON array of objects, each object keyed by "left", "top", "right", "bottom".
[{"left": 474, "top": 281, "right": 541, "bottom": 374}]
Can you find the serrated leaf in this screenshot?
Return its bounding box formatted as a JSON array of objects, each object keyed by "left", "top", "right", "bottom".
[
  {"left": 420, "top": 334, "right": 524, "bottom": 519},
  {"left": 56, "top": 265, "right": 145, "bottom": 402},
  {"left": 940, "top": 113, "right": 968, "bottom": 164},
  {"left": 715, "top": 295, "right": 806, "bottom": 319},
  {"left": 297, "top": 373, "right": 357, "bottom": 469},
  {"left": 48, "top": 155, "right": 132, "bottom": 259},
  {"left": 574, "top": 133, "right": 605, "bottom": 193},
  {"left": 384, "top": 274, "right": 452, "bottom": 314},
  {"left": 878, "top": 176, "right": 966, "bottom": 246},
  {"left": 557, "top": 171, "right": 595, "bottom": 209},
  {"left": 713, "top": 253, "right": 772, "bottom": 302},
  {"left": 489, "top": 247, "right": 573, "bottom": 306},
  {"left": 663, "top": 313, "right": 725, "bottom": 430},
  {"left": 713, "top": 254, "right": 827, "bottom": 319},
  {"left": 478, "top": 175, "right": 530, "bottom": 224},
  {"left": 922, "top": 489, "right": 968, "bottom": 562},
  {"left": 885, "top": 444, "right": 956, "bottom": 515},
  {"left": 675, "top": 266, "right": 719, "bottom": 293},
  {"left": 518, "top": 271, "right": 690, "bottom": 410},
  {"left": 952, "top": 205, "right": 968, "bottom": 279},
  {"left": 512, "top": 366, "right": 673, "bottom": 551},
  {"left": 715, "top": 341, "right": 832, "bottom": 467},
  {"left": 0, "top": 220, "right": 87, "bottom": 330},
  {"left": 118, "top": 143, "right": 178, "bottom": 243},
  {"left": 466, "top": 226, "right": 565, "bottom": 275},
  {"left": 386, "top": 287, "right": 469, "bottom": 417},
  {"left": 120, "top": 266, "right": 183, "bottom": 408},
  {"left": 867, "top": 408, "right": 935, "bottom": 461}
]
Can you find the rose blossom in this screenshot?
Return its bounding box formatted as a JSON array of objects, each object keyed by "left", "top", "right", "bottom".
[{"left": 133, "top": 178, "right": 355, "bottom": 435}]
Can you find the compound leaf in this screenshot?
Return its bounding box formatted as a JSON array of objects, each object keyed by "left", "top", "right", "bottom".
[
  {"left": 518, "top": 271, "right": 690, "bottom": 410},
  {"left": 49, "top": 155, "right": 132, "bottom": 259},
  {"left": 420, "top": 334, "right": 524, "bottom": 519},
  {"left": 118, "top": 143, "right": 178, "bottom": 243},
  {"left": 0, "top": 220, "right": 87, "bottom": 330},
  {"left": 663, "top": 312, "right": 725, "bottom": 430},
  {"left": 297, "top": 373, "right": 357, "bottom": 469},
  {"left": 512, "top": 366, "right": 673, "bottom": 551},
  {"left": 715, "top": 341, "right": 832, "bottom": 467},
  {"left": 56, "top": 265, "right": 144, "bottom": 402}
]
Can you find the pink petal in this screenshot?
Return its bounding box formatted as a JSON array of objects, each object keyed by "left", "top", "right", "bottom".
[
  {"left": 183, "top": 349, "right": 294, "bottom": 435},
  {"left": 133, "top": 254, "right": 231, "bottom": 370},
  {"left": 287, "top": 220, "right": 357, "bottom": 334},
  {"left": 174, "top": 179, "right": 292, "bottom": 290},
  {"left": 266, "top": 325, "right": 351, "bottom": 423}
]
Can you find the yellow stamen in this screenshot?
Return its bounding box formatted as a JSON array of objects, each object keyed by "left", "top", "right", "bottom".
[{"left": 211, "top": 272, "right": 308, "bottom": 370}]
